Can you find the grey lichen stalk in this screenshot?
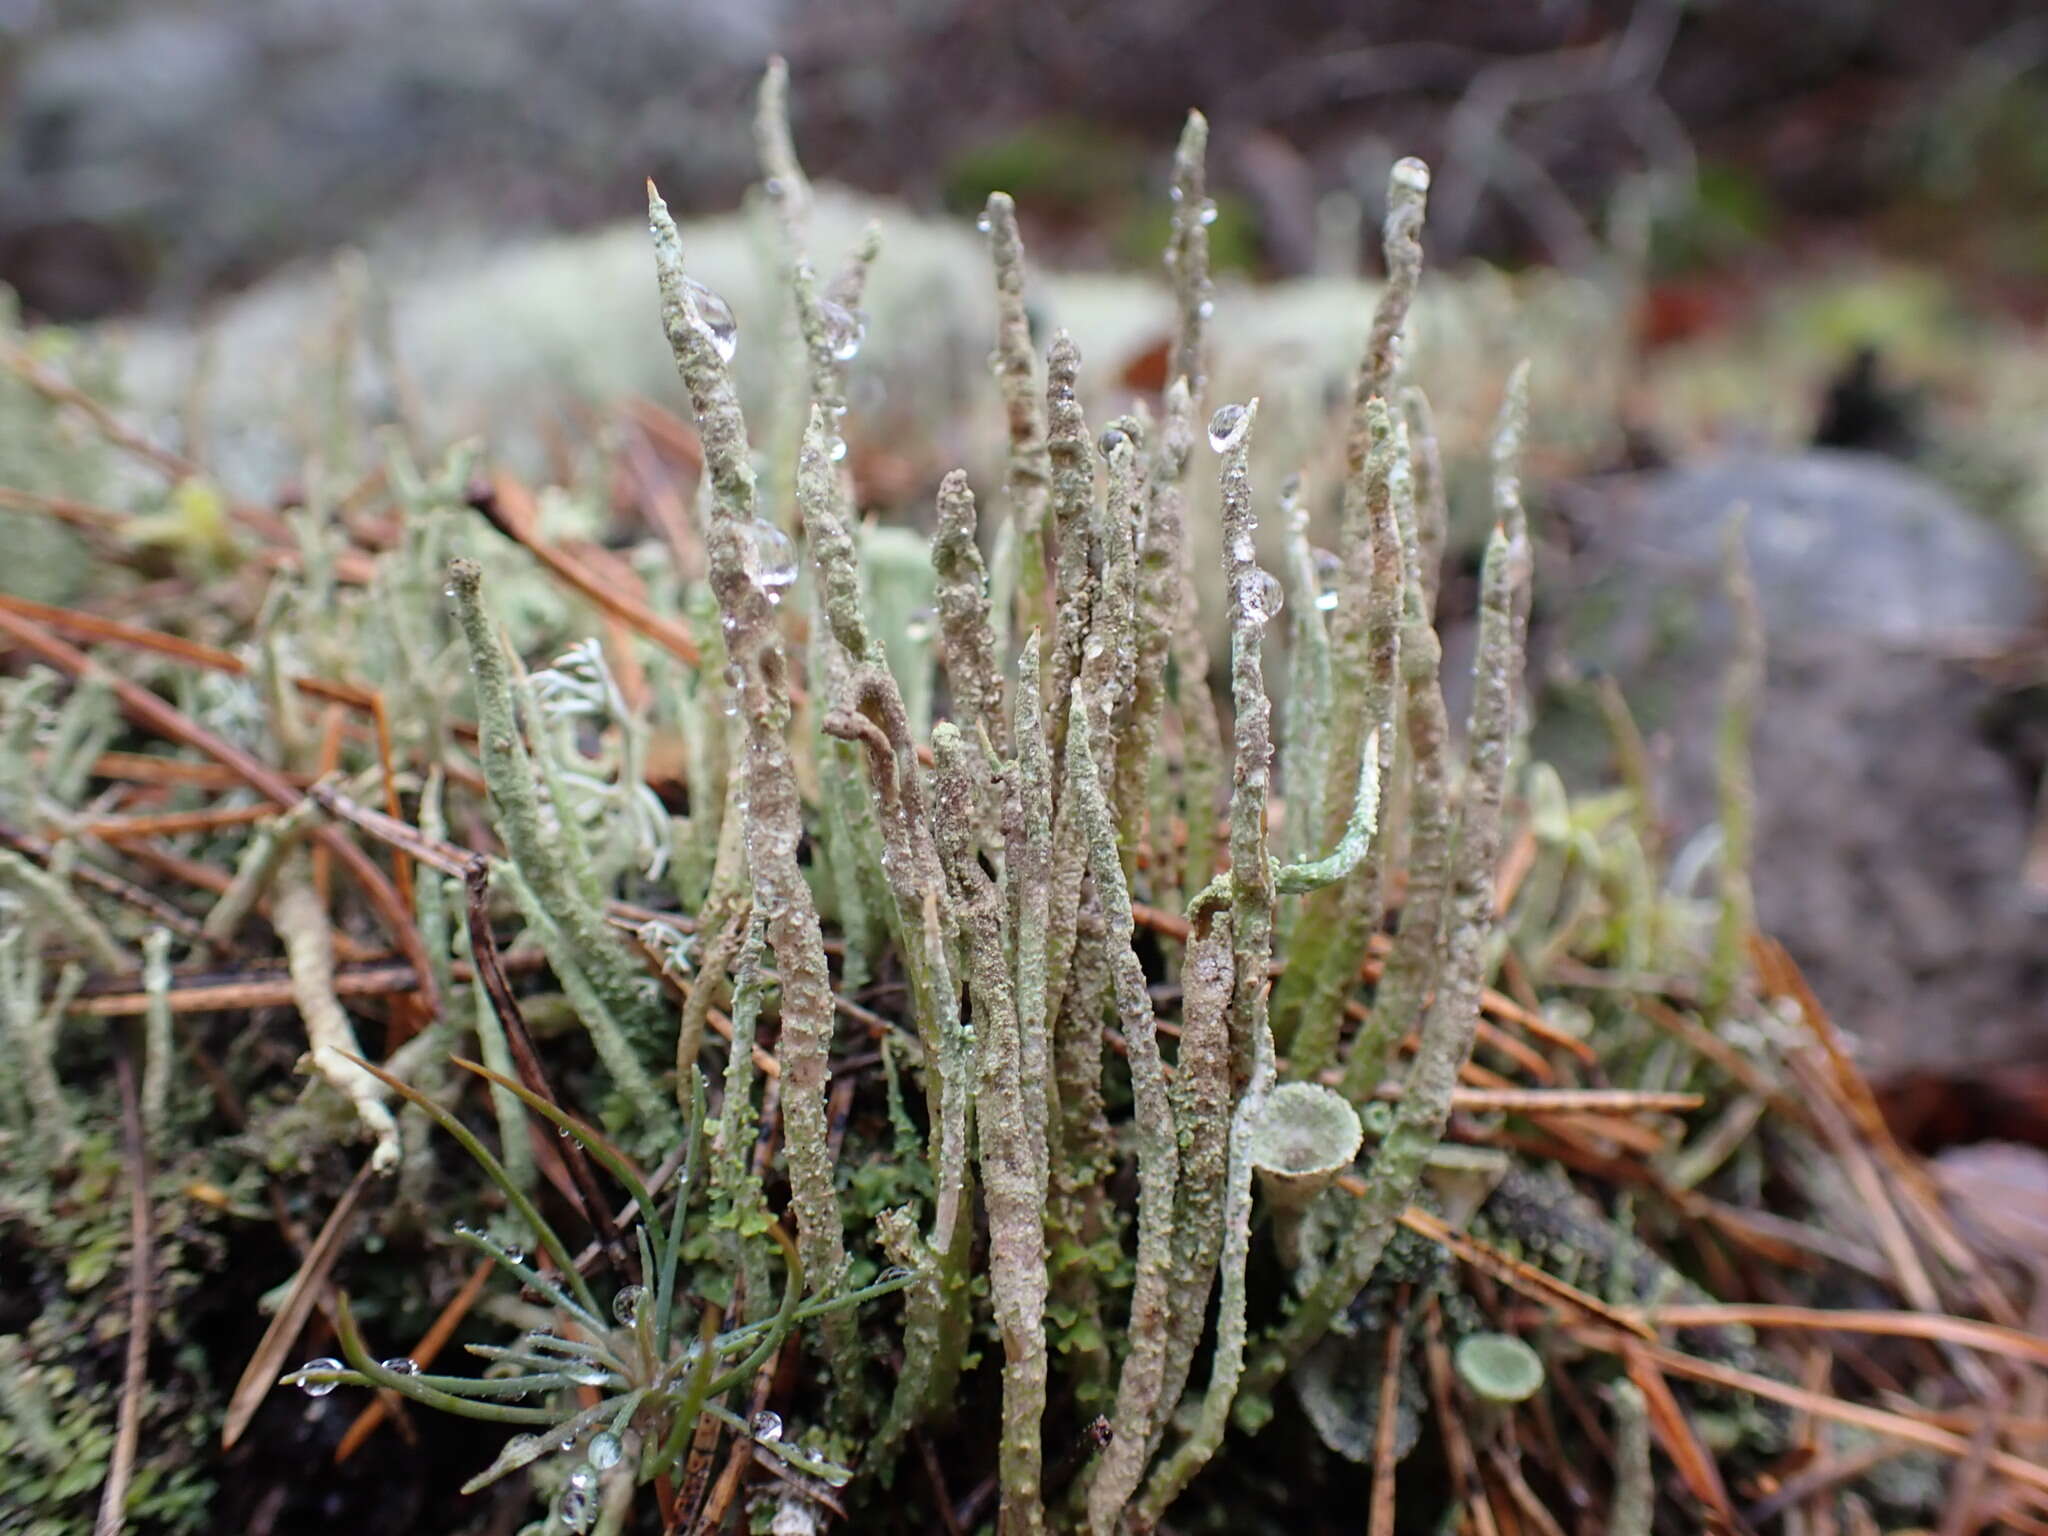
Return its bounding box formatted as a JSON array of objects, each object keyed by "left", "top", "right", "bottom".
[
  {"left": 1072, "top": 696, "right": 1181, "bottom": 1536},
  {"left": 1273, "top": 157, "right": 1426, "bottom": 1065},
  {"left": 0, "top": 66, "right": 1576, "bottom": 1531},
  {"left": 931, "top": 469, "right": 1007, "bottom": 767},
  {"left": 1245, "top": 513, "right": 1525, "bottom": 1404},
  {"left": 932, "top": 723, "right": 1048, "bottom": 1536},
  {"left": 982, "top": 192, "right": 1053, "bottom": 644},
  {"left": 648, "top": 183, "right": 856, "bottom": 1381}
]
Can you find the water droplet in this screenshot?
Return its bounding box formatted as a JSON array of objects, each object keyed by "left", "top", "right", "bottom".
[
  {"left": 976, "top": 212, "right": 992, "bottom": 233},
  {"left": 566, "top": 1464, "right": 598, "bottom": 1493},
  {"left": 568, "top": 1364, "right": 609, "bottom": 1387},
  {"left": 1391, "top": 157, "right": 1432, "bottom": 194},
  {"left": 724, "top": 662, "right": 742, "bottom": 689},
  {"left": 559, "top": 1487, "right": 593, "bottom": 1532},
  {"left": 1247, "top": 569, "right": 1284, "bottom": 624},
  {"left": 1208, "top": 403, "right": 1250, "bottom": 453},
  {"left": 739, "top": 519, "right": 798, "bottom": 592},
  {"left": 501, "top": 1243, "right": 525, "bottom": 1265},
  {"left": 1198, "top": 198, "right": 1219, "bottom": 226},
  {"left": 612, "top": 1285, "right": 647, "bottom": 1326},
  {"left": 878, "top": 1266, "right": 914, "bottom": 1284},
  {"left": 751, "top": 1410, "right": 784, "bottom": 1444},
  {"left": 1197, "top": 298, "right": 1215, "bottom": 319},
  {"left": 453, "top": 1220, "right": 478, "bottom": 1238},
  {"left": 764, "top": 176, "right": 786, "bottom": 198},
  {"left": 1097, "top": 427, "right": 1127, "bottom": 459},
  {"left": 1314, "top": 547, "right": 1342, "bottom": 611},
  {"left": 294, "top": 1357, "right": 343, "bottom": 1397},
  {"left": 443, "top": 584, "right": 457, "bottom": 600},
  {"left": 819, "top": 301, "right": 865, "bottom": 363},
  {"left": 381, "top": 1357, "right": 421, "bottom": 1376},
  {"left": 819, "top": 1464, "right": 853, "bottom": 1487},
  {"left": 1082, "top": 633, "right": 1106, "bottom": 663},
  {"left": 683, "top": 277, "right": 737, "bottom": 364},
  {"left": 1169, "top": 183, "right": 1185, "bottom": 204},
  {"left": 587, "top": 1431, "right": 623, "bottom": 1471},
  {"left": 905, "top": 609, "right": 935, "bottom": 644},
  {"left": 828, "top": 434, "right": 848, "bottom": 464}
]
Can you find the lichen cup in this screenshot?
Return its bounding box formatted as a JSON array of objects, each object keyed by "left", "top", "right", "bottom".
[{"left": 1248, "top": 1081, "right": 1365, "bottom": 1267}]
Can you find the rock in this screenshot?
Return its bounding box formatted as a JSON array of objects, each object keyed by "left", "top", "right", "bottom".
[{"left": 1548, "top": 450, "right": 2045, "bottom": 1076}]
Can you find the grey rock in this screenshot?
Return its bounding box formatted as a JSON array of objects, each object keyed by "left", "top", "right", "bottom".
[{"left": 1549, "top": 451, "right": 2045, "bottom": 1075}]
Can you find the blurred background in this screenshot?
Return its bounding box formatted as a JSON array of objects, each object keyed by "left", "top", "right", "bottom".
[
  {"left": 5, "top": 0, "right": 2048, "bottom": 1110},
  {"left": 6, "top": 0, "right": 2048, "bottom": 318}
]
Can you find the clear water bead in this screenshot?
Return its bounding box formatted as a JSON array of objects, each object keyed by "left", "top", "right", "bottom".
[
  {"left": 567, "top": 1364, "right": 609, "bottom": 1386},
  {"left": 501, "top": 1243, "right": 524, "bottom": 1265},
  {"left": 587, "top": 1431, "right": 623, "bottom": 1471},
  {"left": 751, "top": 1409, "right": 784, "bottom": 1444},
  {"left": 566, "top": 1465, "right": 598, "bottom": 1493},
  {"left": 1208, "top": 403, "right": 1249, "bottom": 453},
  {"left": 1391, "top": 157, "right": 1432, "bottom": 194},
  {"left": 819, "top": 1463, "right": 853, "bottom": 1488},
  {"left": 611, "top": 1285, "right": 647, "bottom": 1326},
  {"left": 1198, "top": 198, "right": 1219, "bottom": 226},
  {"left": 559, "top": 1487, "right": 593, "bottom": 1532},
  {"left": 294, "top": 1357, "right": 343, "bottom": 1397},
  {"left": 904, "top": 609, "right": 935, "bottom": 644},
  {"left": 1314, "top": 547, "right": 1342, "bottom": 611},
  {"left": 682, "top": 277, "right": 738, "bottom": 364},
  {"left": 1248, "top": 569, "right": 1284, "bottom": 623},
  {"left": 381, "top": 1357, "right": 421, "bottom": 1376},
  {"left": 739, "top": 519, "right": 799, "bottom": 592},
  {"left": 1097, "top": 427, "right": 1128, "bottom": 459},
  {"left": 976, "top": 212, "right": 993, "bottom": 233},
  {"left": 819, "top": 301, "right": 865, "bottom": 363},
  {"left": 828, "top": 434, "right": 848, "bottom": 464}
]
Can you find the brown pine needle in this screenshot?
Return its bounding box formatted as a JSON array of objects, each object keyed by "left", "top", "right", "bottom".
[
  {"left": 222, "top": 1161, "right": 376, "bottom": 1449},
  {"left": 1369, "top": 1290, "right": 1411, "bottom": 1536},
  {"left": 1622, "top": 1343, "right": 1738, "bottom": 1530},
  {"left": 471, "top": 473, "right": 701, "bottom": 665},
  {"left": 0, "top": 602, "right": 438, "bottom": 1012},
  {"left": 1579, "top": 1332, "right": 2048, "bottom": 1500},
  {"left": 1629, "top": 1303, "right": 2048, "bottom": 1368},
  {"left": 1388, "top": 1203, "right": 1655, "bottom": 1341}
]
